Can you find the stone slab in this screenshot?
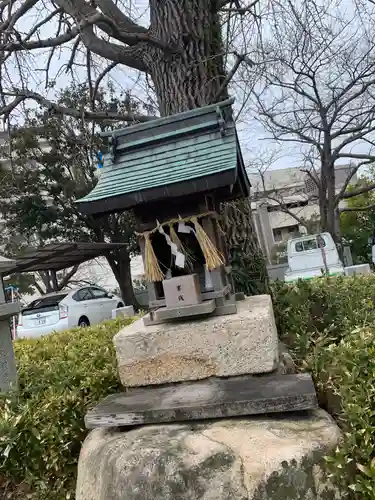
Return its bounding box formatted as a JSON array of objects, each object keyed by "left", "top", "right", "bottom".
[
  {"left": 77, "top": 409, "right": 342, "bottom": 500},
  {"left": 111, "top": 306, "right": 134, "bottom": 319},
  {"left": 344, "top": 264, "right": 371, "bottom": 276},
  {"left": 0, "top": 319, "right": 18, "bottom": 392},
  {"left": 114, "top": 294, "right": 279, "bottom": 387},
  {"left": 0, "top": 256, "right": 15, "bottom": 273},
  {"left": 85, "top": 373, "right": 317, "bottom": 428},
  {"left": 0, "top": 302, "right": 20, "bottom": 320},
  {"left": 143, "top": 299, "right": 216, "bottom": 326}
]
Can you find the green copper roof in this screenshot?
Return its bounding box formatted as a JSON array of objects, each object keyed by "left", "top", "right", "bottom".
[{"left": 76, "top": 98, "right": 250, "bottom": 215}]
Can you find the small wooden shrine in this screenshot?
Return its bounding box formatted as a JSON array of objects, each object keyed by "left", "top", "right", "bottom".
[{"left": 76, "top": 98, "right": 250, "bottom": 324}]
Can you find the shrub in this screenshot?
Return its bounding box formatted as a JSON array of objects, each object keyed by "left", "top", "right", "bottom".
[
  {"left": 272, "top": 276, "right": 375, "bottom": 499},
  {"left": 272, "top": 275, "right": 375, "bottom": 356},
  {"left": 0, "top": 316, "right": 134, "bottom": 499},
  {"left": 2, "top": 277, "right": 375, "bottom": 499},
  {"left": 303, "top": 327, "right": 375, "bottom": 498}
]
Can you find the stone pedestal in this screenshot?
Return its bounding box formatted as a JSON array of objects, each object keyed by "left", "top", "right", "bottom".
[
  {"left": 0, "top": 257, "right": 19, "bottom": 392},
  {"left": 111, "top": 306, "right": 135, "bottom": 319},
  {"left": 114, "top": 295, "right": 279, "bottom": 387},
  {"left": 76, "top": 409, "right": 341, "bottom": 500},
  {"left": 78, "top": 293, "right": 330, "bottom": 499}
]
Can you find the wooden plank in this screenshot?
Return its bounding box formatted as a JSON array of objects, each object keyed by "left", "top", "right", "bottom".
[{"left": 85, "top": 373, "right": 318, "bottom": 429}]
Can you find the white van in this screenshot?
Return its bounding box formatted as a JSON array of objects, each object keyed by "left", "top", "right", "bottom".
[{"left": 284, "top": 233, "right": 345, "bottom": 282}]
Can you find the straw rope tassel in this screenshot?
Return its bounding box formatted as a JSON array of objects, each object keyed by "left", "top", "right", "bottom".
[
  {"left": 191, "top": 217, "right": 224, "bottom": 270},
  {"left": 143, "top": 232, "right": 164, "bottom": 282}
]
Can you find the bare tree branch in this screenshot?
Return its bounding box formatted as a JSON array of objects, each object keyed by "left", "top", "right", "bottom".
[
  {"left": 341, "top": 182, "right": 375, "bottom": 199},
  {"left": 218, "top": 0, "right": 259, "bottom": 11},
  {"left": 58, "top": 264, "right": 80, "bottom": 290},
  {"left": 249, "top": 0, "right": 375, "bottom": 235},
  {"left": 64, "top": 37, "right": 81, "bottom": 76},
  {"left": 265, "top": 195, "right": 308, "bottom": 228},
  {"left": 95, "top": 0, "right": 147, "bottom": 33},
  {"left": 0, "top": 27, "right": 78, "bottom": 51},
  {"left": 215, "top": 53, "right": 248, "bottom": 100},
  {"left": 1, "top": 90, "right": 156, "bottom": 122},
  {"left": 92, "top": 62, "right": 117, "bottom": 103},
  {"left": 0, "top": 0, "right": 38, "bottom": 32},
  {"left": 339, "top": 203, "right": 375, "bottom": 212},
  {"left": 335, "top": 160, "right": 373, "bottom": 205},
  {"left": 79, "top": 26, "right": 148, "bottom": 71}
]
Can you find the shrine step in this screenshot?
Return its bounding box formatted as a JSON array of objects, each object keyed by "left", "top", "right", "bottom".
[{"left": 85, "top": 373, "right": 318, "bottom": 429}]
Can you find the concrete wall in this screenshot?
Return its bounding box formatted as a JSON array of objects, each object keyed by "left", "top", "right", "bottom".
[{"left": 266, "top": 263, "right": 288, "bottom": 282}]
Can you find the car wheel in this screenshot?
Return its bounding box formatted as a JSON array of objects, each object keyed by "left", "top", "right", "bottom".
[
  {"left": 117, "top": 302, "right": 124, "bottom": 308},
  {"left": 78, "top": 316, "right": 90, "bottom": 328}
]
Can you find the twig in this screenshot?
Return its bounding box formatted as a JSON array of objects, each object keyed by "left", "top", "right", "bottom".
[
  {"left": 65, "top": 37, "right": 81, "bottom": 74},
  {"left": 215, "top": 52, "right": 254, "bottom": 101},
  {"left": 92, "top": 62, "right": 117, "bottom": 103}
]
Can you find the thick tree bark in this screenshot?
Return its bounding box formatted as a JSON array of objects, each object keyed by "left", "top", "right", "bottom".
[
  {"left": 221, "top": 200, "right": 268, "bottom": 296},
  {"left": 146, "top": 0, "right": 227, "bottom": 115},
  {"left": 106, "top": 249, "right": 137, "bottom": 308},
  {"left": 319, "top": 148, "right": 340, "bottom": 240},
  {"left": 142, "top": 0, "right": 266, "bottom": 292}
]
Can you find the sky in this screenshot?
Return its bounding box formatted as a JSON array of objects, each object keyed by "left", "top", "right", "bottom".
[{"left": 4, "top": 0, "right": 375, "bottom": 179}]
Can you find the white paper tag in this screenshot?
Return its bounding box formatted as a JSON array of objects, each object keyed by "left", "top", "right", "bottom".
[
  {"left": 204, "top": 265, "right": 213, "bottom": 290},
  {"left": 175, "top": 251, "right": 186, "bottom": 268},
  {"left": 178, "top": 222, "right": 192, "bottom": 234},
  {"left": 169, "top": 242, "right": 178, "bottom": 255}
]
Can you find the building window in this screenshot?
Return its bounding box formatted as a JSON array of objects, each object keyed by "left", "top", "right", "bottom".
[
  {"left": 273, "top": 229, "right": 282, "bottom": 242},
  {"left": 273, "top": 225, "right": 299, "bottom": 243},
  {"left": 304, "top": 177, "right": 318, "bottom": 194}
]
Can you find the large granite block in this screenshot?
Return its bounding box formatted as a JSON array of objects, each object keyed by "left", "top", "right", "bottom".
[
  {"left": 114, "top": 294, "right": 279, "bottom": 387},
  {"left": 77, "top": 409, "right": 342, "bottom": 500}
]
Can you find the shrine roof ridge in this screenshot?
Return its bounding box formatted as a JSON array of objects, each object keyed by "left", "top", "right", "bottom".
[
  {"left": 76, "top": 98, "right": 250, "bottom": 216},
  {"left": 100, "top": 98, "right": 235, "bottom": 139}
]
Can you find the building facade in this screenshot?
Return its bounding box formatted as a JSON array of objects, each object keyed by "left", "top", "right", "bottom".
[{"left": 249, "top": 165, "right": 357, "bottom": 263}]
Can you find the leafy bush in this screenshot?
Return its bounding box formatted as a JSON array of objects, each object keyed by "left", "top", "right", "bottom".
[
  {"left": 272, "top": 275, "right": 375, "bottom": 355},
  {"left": 0, "top": 316, "right": 134, "bottom": 499},
  {"left": 272, "top": 276, "right": 375, "bottom": 499},
  {"left": 2, "top": 277, "right": 375, "bottom": 499}
]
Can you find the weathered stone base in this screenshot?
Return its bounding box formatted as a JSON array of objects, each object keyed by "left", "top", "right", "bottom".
[
  {"left": 114, "top": 295, "right": 279, "bottom": 387},
  {"left": 111, "top": 306, "right": 135, "bottom": 319},
  {"left": 76, "top": 409, "right": 341, "bottom": 500}
]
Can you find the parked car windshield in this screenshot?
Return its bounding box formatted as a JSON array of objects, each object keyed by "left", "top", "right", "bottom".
[{"left": 22, "top": 294, "right": 68, "bottom": 316}]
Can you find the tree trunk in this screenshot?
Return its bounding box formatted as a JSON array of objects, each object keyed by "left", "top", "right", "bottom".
[
  {"left": 38, "top": 271, "right": 54, "bottom": 293},
  {"left": 147, "top": 0, "right": 227, "bottom": 115},
  {"left": 106, "top": 249, "right": 137, "bottom": 308},
  {"left": 319, "top": 155, "right": 341, "bottom": 241},
  {"left": 144, "top": 1, "right": 266, "bottom": 293},
  {"left": 221, "top": 200, "right": 268, "bottom": 296},
  {"left": 326, "top": 161, "right": 337, "bottom": 238}
]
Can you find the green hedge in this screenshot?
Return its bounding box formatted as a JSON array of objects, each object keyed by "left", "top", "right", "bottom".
[
  {"left": 272, "top": 276, "right": 375, "bottom": 499},
  {"left": 2, "top": 277, "right": 375, "bottom": 499},
  {"left": 0, "top": 317, "right": 134, "bottom": 499}
]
